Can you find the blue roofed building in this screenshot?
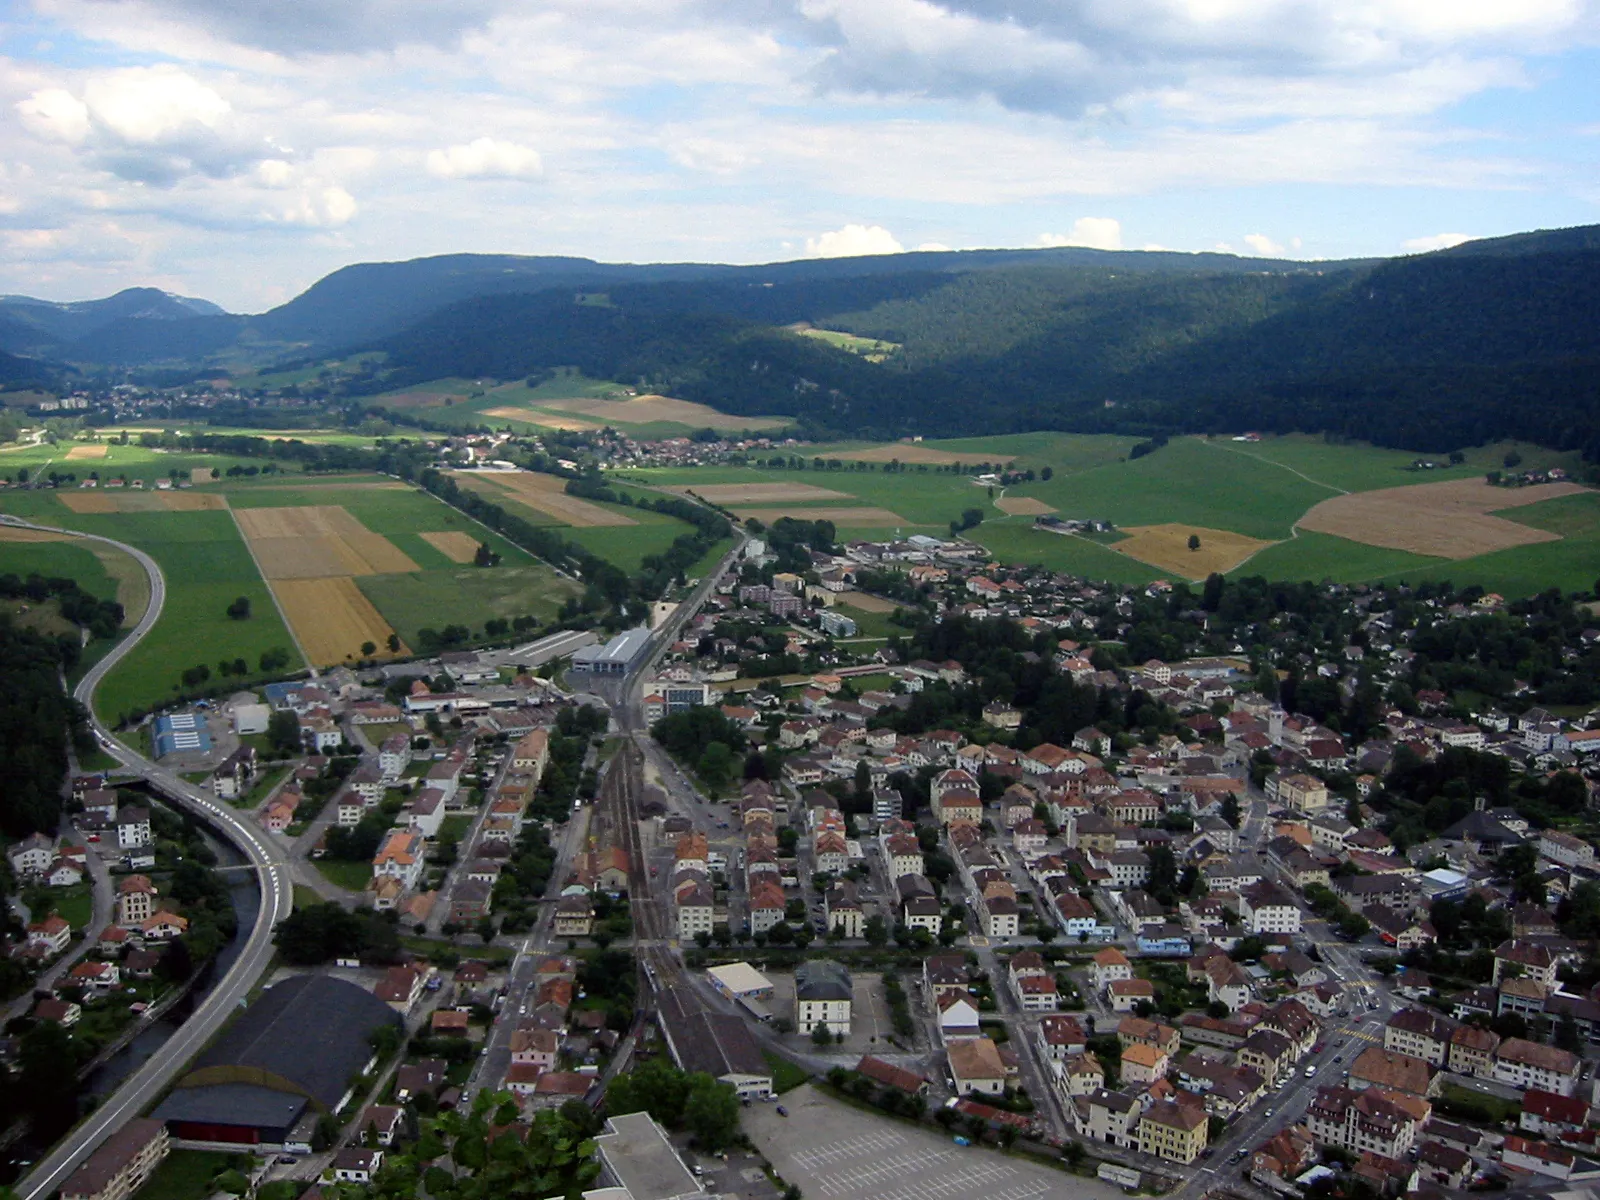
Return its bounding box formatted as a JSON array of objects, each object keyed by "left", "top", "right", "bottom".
[{"left": 153, "top": 712, "right": 211, "bottom": 758}]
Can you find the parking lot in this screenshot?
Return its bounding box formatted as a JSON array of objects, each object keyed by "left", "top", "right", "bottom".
[{"left": 745, "top": 1084, "right": 1119, "bottom": 1200}]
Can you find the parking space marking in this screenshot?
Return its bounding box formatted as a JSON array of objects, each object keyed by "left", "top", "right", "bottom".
[
  {"left": 791, "top": 1130, "right": 906, "bottom": 1170},
  {"left": 812, "top": 1150, "right": 959, "bottom": 1196}
]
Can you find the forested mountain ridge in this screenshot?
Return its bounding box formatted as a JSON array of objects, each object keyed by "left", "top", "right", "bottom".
[
  {"left": 6, "top": 225, "right": 1600, "bottom": 456},
  {"left": 356, "top": 239, "right": 1600, "bottom": 456}
]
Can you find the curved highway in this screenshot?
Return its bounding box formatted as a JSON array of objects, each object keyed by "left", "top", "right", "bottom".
[{"left": 1, "top": 516, "right": 293, "bottom": 1200}]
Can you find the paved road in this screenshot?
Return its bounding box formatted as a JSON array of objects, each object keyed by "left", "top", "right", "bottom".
[{"left": 2, "top": 517, "right": 294, "bottom": 1200}]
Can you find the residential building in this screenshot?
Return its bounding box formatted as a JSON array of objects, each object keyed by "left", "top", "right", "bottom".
[
  {"left": 948, "top": 1037, "right": 1006, "bottom": 1096},
  {"left": 1349, "top": 1046, "right": 1435, "bottom": 1098},
  {"left": 1383, "top": 1008, "right": 1456, "bottom": 1067},
  {"left": 1304, "top": 1087, "right": 1417, "bottom": 1159},
  {"left": 1137, "top": 1101, "right": 1209, "bottom": 1165},
  {"left": 1446, "top": 1025, "right": 1500, "bottom": 1078},
  {"left": 1239, "top": 880, "right": 1301, "bottom": 934},
  {"left": 59, "top": 1119, "right": 169, "bottom": 1200},
  {"left": 1493, "top": 1038, "right": 1580, "bottom": 1096}
]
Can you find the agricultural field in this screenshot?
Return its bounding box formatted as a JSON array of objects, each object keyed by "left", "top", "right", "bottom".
[
  {"left": 0, "top": 472, "right": 579, "bottom": 717},
  {"left": 374, "top": 369, "right": 790, "bottom": 437},
  {"left": 624, "top": 431, "right": 1599, "bottom": 595},
  {"left": 0, "top": 434, "right": 297, "bottom": 485},
  {"left": 789, "top": 325, "right": 899, "bottom": 361}
]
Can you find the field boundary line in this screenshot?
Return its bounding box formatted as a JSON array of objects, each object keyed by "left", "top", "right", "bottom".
[
  {"left": 228, "top": 507, "right": 316, "bottom": 679},
  {"left": 1195, "top": 436, "right": 1350, "bottom": 495}
]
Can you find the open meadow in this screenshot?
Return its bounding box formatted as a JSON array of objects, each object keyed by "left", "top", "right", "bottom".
[
  {"left": 0, "top": 470, "right": 580, "bottom": 717},
  {"left": 373, "top": 369, "right": 791, "bottom": 438},
  {"left": 624, "top": 431, "right": 1597, "bottom": 595}
]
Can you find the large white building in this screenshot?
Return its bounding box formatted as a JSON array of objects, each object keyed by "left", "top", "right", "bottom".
[
  {"left": 795, "top": 960, "right": 853, "bottom": 1036},
  {"left": 1239, "top": 881, "right": 1301, "bottom": 935}
]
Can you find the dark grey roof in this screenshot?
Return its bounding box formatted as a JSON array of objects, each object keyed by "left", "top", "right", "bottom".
[
  {"left": 1440, "top": 812, "right": 1520, "bottom": 844},
  {"left": 795, "top": 959, "right": 852, "bottom": 1002},
  {"left": 658, "top": 988, "right": 769, "bottom": 1081},
  {"left": 153, "top": 1083, "right": 308, "bottom": 1131},
  {"left": 186, "top": 974, "right": 400, "bottom": 1110}
]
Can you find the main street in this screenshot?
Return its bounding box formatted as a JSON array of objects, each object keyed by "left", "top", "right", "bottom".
[{"left": 2, "top": 516, "right": 294, "bottom": 1200}]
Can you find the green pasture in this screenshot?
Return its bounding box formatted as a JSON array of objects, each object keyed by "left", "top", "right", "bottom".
[
  {"left": 1372, "top": 492, "right": 1600, "bottom": 597},
  {"left": 357, "top": 565, "right": 576, "bottom": 644},
  {"left": 565, "top": 514, "right": 696, "bottom": 573},
  {"left": 1003, "top": 436, "right": 1328, "bottom": 541},
  {"left": 792, "top": 327, "right": 899, "bottom": 360},
  {"left": 0, "top": 537, "right": 120, "bottom": 599},
  {"left": 0, "top": 438, "right": 304, "bottom": 482},
  {"left": 1231, "top": 531, "right": 1441, "bottom": 584},
  {"left": 969, "top": 518, "right": 1163, "bottom": 585},
  {"left": 0, "top": 496, "right": 301, "bottom": 721},
  {"left": 1196, "top": 434, "right": 1582, "bottom": 495}
]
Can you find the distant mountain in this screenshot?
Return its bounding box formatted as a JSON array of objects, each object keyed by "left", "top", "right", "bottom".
[
  {"left": 0, "top": 287, "right": 231, "bottom": 360},
  {"left": 8, "top": 226, "right": 1600, "bottom": 460},
  {"left": 356, "top": 233, "right": 1600, "bottom": 457}
]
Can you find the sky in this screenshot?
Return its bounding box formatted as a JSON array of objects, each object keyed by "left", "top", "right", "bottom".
[{"left": 1, "top": 0, "right": 1598, "bottom": 312}]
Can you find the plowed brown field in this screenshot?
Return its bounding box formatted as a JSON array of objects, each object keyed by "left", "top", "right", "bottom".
[
  {"left": 1298, "top": 478, "right": 1589, "bottom": 559},
  {"left": 421, "top": 531, "right": 481, "bottom": 563},
  {"left": 234, "top": 505, "right": 419, "bottom": 578},
  {"left": 59, "top": 491, "right": 227, "bottom": 513},
  {"left": 1114, "top": 524, "right": 1273, "bottom": 577},
  {"left": 64, "top": 444, "right": 108, "bottom": 460},
  {"left": 453, "top": 470, "right": 635, "bottom": 527},
  {"left": 271, "top": 576, "right": 403, "bottom": 665}
]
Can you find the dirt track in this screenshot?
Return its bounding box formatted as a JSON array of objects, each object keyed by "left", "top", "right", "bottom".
[{"left": 1298, "top": 478, "right": 1588, "bottom": 559}]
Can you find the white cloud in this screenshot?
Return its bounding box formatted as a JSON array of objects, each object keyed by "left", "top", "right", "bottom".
[
  {"left": 425, "top": 137, "right": 544, "bottom": 179},
  {"left": 254, "top": 159, "right": 296, "bottom": 187},
  {"left": 1242, "top": 232, "right": 1287, "bottom": 256},
  {"left": 1036, "top": 218, "right": 1123, "bottom": 251},
  {"left": 17, "top": 88, "right": 91, "bottom": 144},
  {"left": 805, "top": 223, "right": 904, "bottom": 257},
  {"left": 914, "top": 241, "right": 951, "bottom": 252},
  {"left": 272, "top": 185, "right": 358, "bottom": 227},
  {"left": 82, "top": 67, "right": 229, "bottom": 144},
  {"left": 1402, "top": 231, "right": 1474, "bottom": 252}
]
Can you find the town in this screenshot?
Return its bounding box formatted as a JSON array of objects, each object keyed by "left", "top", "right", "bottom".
[{"left": 7, "top": 506, "right": 1600, "bottom": 1200}]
